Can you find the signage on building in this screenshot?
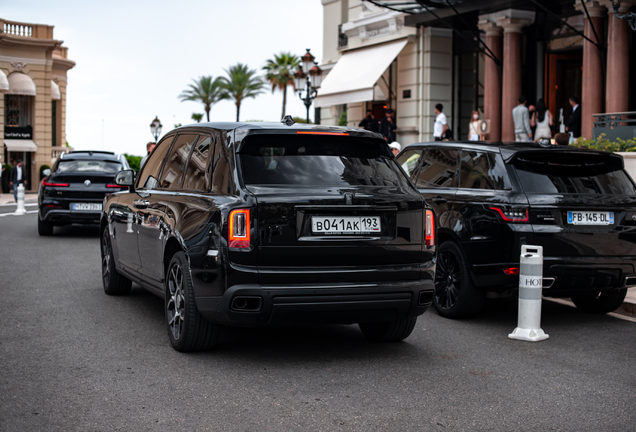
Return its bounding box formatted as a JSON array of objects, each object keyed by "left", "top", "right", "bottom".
[{"left": 4, "top": 126, "right": 33, "bottom": 140}]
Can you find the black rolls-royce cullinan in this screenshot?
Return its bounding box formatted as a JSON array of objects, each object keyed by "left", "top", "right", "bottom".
[{"left": 101, "top": 119, "right": 436, "bottom": 351}]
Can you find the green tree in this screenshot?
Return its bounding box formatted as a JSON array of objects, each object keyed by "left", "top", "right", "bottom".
[
  {"left": 220, "top": 63, "right": 266, "bottom": 122},
  {"left": 124, "top": 154, "right": 142, "bottom": 172},
  {"left": 263, "top": 52, "right": 300, "bottom": 120},
  {"left": 191, "top": 113, "right": 203, "bottom": 123},
  {"left": 179, "top": 76, "right": 226, "bottom": 122}
]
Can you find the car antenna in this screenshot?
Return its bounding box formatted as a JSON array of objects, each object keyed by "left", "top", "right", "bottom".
[{"left": 281, "top": 115, "right": 295, "bottom": 126}]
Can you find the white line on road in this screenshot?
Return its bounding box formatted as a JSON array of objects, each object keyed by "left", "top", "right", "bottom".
[
  {"left": 0, "top": 210, "right": 38, "bottom": 217},
  {"left": 0, "top": 202, "right": 38, "bottom": 207}
]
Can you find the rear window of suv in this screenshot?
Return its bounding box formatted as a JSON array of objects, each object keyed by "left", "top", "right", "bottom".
[
  {"left": 56, "top": 160, "right": 123, "bottom": 173},
  {"left": 513, "top": 152, "right": 636, "bottom": 195},
  {"left": 239, "top": 134, "right": 410, "bottom": 187}
]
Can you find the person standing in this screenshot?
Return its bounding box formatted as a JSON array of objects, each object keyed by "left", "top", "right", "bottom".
[
  {"left": 388, "top": 141, "right": 401, "bottom": 156},
  {"left": 139, "top": 142, "right": 156, "bottom": 171},
  {"left": 358, "top": 109, "right": 379, "bottom": 133},
  {"left": 433, "top": 104, "right": 447, "bottom": 141},
  {"left": 468, "top": 110, "right": 481, "bottom": 141},
  {"left": 379, "top": 108, "right": 397, "bottom": 142},
  {"left": 554, "top": 132, "right": 569, "bottom": 146},
  {"left": 528, "top": 104, "right": 537, "bottom": 138},
  {"left": 10, "top": 159, "right": 26, "bottom": 202},
  {"left": 533, "top": 99, "right": 553, "bottom": 141},
  {"left": 565, "top": 96, "right": 581, "bottom": 138},
  {"left": 512, "top": 96, "right": 533, "bottom": 142}
]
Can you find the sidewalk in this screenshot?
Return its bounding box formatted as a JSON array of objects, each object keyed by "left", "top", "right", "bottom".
[{"left": 0, "top": 192, "right": 38, "bottom": 205}]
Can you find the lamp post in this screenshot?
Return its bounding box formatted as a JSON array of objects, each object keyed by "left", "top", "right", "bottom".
[
  {"left": 150, "top": 116, "right": 162, "bottom": 143},
  {"left": 294, "top": 49, "right": 322, "bottom": 124}
]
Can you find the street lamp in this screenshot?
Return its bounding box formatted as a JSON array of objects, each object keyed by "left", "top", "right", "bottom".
[
  {"left": 295, "top": 49, "right": 322, "bottom": 124},
  {"left": 150, "top": 116, "right": 162, "bottom": 143}
]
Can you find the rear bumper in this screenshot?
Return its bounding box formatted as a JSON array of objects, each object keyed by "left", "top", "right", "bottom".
[
  {"left": 39, "top": 207, "right": 101, "bottom": 225},
  {"left": 195, "top": 279, "right": 434, "bottom": 326}
]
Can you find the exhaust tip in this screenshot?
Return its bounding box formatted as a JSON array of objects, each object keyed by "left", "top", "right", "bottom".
[
  {"left": 625, "top": 276, "right": 636, "bottom": 287},
  {"left": 418, "top": 291, "right": 433, "bottom": 306},
  {"left": 231, "top": 296, "right": 262, "bottom": 312}
]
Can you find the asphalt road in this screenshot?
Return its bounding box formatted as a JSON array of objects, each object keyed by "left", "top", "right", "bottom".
[{"left": 1, "top": 213, "right": 635, "bottom": 431}]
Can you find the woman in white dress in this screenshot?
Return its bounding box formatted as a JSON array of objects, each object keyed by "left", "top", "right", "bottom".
[
  {"left": 468, "top": 110, "right": 481, "bottom": 141},
  {"left": 533, "top": 99, "right": 553, "bottom": 141}
]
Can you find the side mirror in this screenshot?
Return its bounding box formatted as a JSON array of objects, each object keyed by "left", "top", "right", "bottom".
[
  {"left": 42, "top": 168, "right": 51, "bottom": 177},
  {"left": 115, "top": 169, "right": 135, "bottom": 188}
]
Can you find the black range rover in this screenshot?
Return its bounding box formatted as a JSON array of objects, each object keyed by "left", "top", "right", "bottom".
[
  {"left": 101, "top": 120, "right": 436, "bottom": 351},
  {"left": 397, "top": 141, "right": 636, "bottom": 318}
]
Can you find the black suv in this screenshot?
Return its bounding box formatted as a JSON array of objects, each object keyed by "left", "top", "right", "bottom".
[
  {"left": 38, "top": 151, "right": 129, "bottom": 235},
  {"left": 101, "top": 121, "right": 436, "bottom": 351},
  {"left": 397, "top": 141, "right": 636, "bottom": 318}
]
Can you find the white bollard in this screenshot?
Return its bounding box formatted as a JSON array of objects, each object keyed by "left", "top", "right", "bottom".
[
  {"left": 508, "top": 245, "right": 549, "bottom": 342},
  {"left": 14, "top": 184, "right": 26, "bottom": 215}
]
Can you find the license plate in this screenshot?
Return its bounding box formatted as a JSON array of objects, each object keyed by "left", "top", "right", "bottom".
[
  {"left": 72, "top": 202, "right": 102, "bottom": 211},
  {"left": 567, "top": 211, "right": 614, "bottom": 225},
  {"left": 312, "top": 216, "right": 381, "bottom": 234}
]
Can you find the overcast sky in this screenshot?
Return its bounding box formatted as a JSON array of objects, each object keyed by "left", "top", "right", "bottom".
[{"left": 3, "top": 0, "right": 324, "bottom": 156}]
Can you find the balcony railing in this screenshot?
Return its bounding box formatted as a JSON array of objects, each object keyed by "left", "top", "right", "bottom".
[
  {"left": 0, "top": 19, "right": 53, "bottom": 39},
  {"left": 51, "top": 147, "right": 73, "bottom": 163},
  {"left": 593, "top": 112, "right": 636, "bottom": 141}
]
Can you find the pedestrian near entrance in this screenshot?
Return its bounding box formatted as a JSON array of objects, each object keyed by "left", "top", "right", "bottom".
[
  {"left": 379, "top": 108, "right": 396, "bottom": 142},
  {"left": 139, "top": 142, "right": 156, "bottom": 171},
  {"left": 533, "top": 99, "right": 553, "bottom": 141},
  {"left": 10, "top": 159, "right": 26, "bottom": 202},
  {"left": 468, "top": 110, "right": 481, "bottom": 141},
  {"left": 512, "top": 96, "right": 533, "bottom": 142},
  {"left": 554, "top": 132, "right": 569, "bottom": 146},
  {"left": 358, "top": 109, "right": 379, "bottom": 133},
  {"left": 565, "top": 96, "right": 581, "bottom": 138},
  {"left": 389, "top": 141, "right": 401, "bottom": 156},
  {"left": 433, "top": 104, "right": 447, "bottom": 141}
]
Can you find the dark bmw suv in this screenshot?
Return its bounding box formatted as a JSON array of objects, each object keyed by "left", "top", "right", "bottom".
[
  {"left": 397, "top": 141, "right": 636, "bottom": 318},
  {"left": 101, "top": 120, "right": 436, "bottom": 351},
  {"left": 38, "top": 151, "right": 129, "bottom": 235}
]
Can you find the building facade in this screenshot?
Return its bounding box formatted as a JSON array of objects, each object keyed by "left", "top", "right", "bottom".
[
  {"left": 1, "top": 18, "right": 75, "bottom": 191},
  {"left": 317, "top": 0, "right": 635, "bottom": 144}
]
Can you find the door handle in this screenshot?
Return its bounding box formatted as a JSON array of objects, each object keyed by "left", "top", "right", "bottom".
[
  {"left": 133, "top": 199, "right": 149, "bottom": 209},
  {"left": 432, "top": 196, "right": 447, "bottom": 205}
]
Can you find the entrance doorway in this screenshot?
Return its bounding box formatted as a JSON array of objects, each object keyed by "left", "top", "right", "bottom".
[{"left": 545, "top": 52, "right": 582, "bottom": 126}]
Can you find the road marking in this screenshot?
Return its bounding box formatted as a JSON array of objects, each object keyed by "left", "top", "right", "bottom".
[
  {"left": 0, "top": 210, "right": 38, "bottom": 217},
  {"left": 0, "top": 202, "right": 38, "bottom": 207}
]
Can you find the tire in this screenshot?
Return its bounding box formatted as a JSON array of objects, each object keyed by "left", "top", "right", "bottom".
[
  {"left": 359, "top": 317, "right": 417, "bottom": 342},
  {"left": 38, "top": 217, "right": 53, "bottom": 236},
  {"left": 433, "top": 241, "right": 485, "bottom": 318},
  {"left": 165, "top": 251, "right": 218, "bottom": 352},
  {"left": 571, "top": 288, "right": 627, "bottom": 314},
  {"left": 101, "top": 227, "right": 132, "bottom": 295}
]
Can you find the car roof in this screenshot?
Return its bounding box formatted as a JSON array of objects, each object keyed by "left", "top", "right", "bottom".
[
  {"left": 402, "top": 140, "right": 616, "bottom": 157},
  {"left": 60, "top": 150, "right": 122, "bottom": 161}
]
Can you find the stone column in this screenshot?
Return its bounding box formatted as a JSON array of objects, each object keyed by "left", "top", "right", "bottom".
[
  {"left": 478, "top": 21, "right": 502, "bottom": 141},
  {"left": 601, "top": 0, "right": 633, "bottom": 114},
  {"left": 575, "top": 1, "right": 605, "bottom": 139},
  {"left": 496, "top": 17, "right": 532, "bottom": 142}
]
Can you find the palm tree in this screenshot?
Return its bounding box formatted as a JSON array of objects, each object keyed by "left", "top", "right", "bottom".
[
  {"left": 263, "top": 53, "right": 300, "bottom": 119},
  {"left": 220, "top": 63, "right": 266, "bottom": 122},
  {"left": 179, "top": 76, "right": 226, "bottom": 122}
]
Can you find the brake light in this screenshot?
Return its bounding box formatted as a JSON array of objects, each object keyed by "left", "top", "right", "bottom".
[
  {"left": 503, "top": 267, "right": 520, "bottom": 275},
  {"left": 489, "top": 206, "right": 529, "bottom": 222},
  {"left": 106, "top": 184, "right": 126, "bottom": 188},
  {"left": 229, "top": 209, "right": 251, "bottom": 249},
  {"left": 425, "top": 209, "right": 435, "bottom": 246},
  {"left": 42, "top": 179, "right": 69, "bottom": 187},
  {"left": 295, "top": 131, "right": 349, "bottom": 136}
]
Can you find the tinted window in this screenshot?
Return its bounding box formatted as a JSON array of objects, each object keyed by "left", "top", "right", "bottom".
[
  {"left": 212, "top": 132, "right": 234, "bottom": 194},
  {"left": 514, "top": 153, "right": 636, "bottom": 195},
  {"left": 56, "top": 160, "right": 122, "bottom": 173},
  {"left": 459, "top": 151, "right": 511, "bottom": 190},
  {"left": 182, "top": 135, "right": 215, "bottom": 191},
  {"left": 138, "top": 135, "right": 174, "bottom": 190},
  {"left": 158, "top": 134, "right": 198, "bottom": 190},
  {"left": 396, "top": 148, "right": 425, "bottom": 178},
  {"left": 239, "top": 134, "right": 408, "bottom": 187},
  {"left": 416, "top": 148, "right": 459, "bottom": 188}
]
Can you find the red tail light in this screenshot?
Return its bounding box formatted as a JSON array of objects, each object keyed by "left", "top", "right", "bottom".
[
  {"left": 296, "top": 131, "right": 349, "bottom": 136},
  {"left": 503, "top": 267, "right": 520, "bottom": 275},
  {"left": 425, "top": 209, "right": 435, "bottom": 246},
  {"left": 229, "top": 209, "right": 251, "bottom": 249},
  {"left": 489, "top": 206, "right": 529, "bottom": 222},
  {"left": 42, "top": 179, "right": 69, "bottom": 187},
  {"left": 106, "top": 184, "right": 127, "bottom": 188}
]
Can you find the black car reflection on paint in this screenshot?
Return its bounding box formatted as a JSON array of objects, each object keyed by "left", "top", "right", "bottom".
[
  {"left": 397, "top": 141, "right": 636, "bottom": 318},
  {"left": 38, "top": 150, "right": 130, "bottom": 235},
  {"left": 100, "top": 120, "right": 436, "bottom": 352}
]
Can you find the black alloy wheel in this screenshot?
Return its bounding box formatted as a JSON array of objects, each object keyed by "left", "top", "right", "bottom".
[
  {"left": 165, "top": 252, "right": 218, "bottom": 352},
  {"left": 571, "top": 288, "right": 628, "bottom": 314},
  {"left": 101, "top": 227, "right": 131, "bottom": 295},
  {"left": 358, "top": 317, "right": 418, "bottom": 342},
  {"left": 37, "top": 216, "right": 53, "bottom": 236},
  {"left": 433, "top": 241, "right": 485, "bottom": 318}
]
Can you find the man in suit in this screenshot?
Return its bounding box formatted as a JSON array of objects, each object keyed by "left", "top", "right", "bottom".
[
  {"left": 379, "top": 108, "right": 397, "bottom": 142},
  {"left": 358, "top": 109, "right": 379, "bottom": 133},
  {"left": 512, "top": 96, "right": 533, "bottom": 142},
  {"left": 10, "top": 159, "right": 27, "bottom": 202},
  {"left": 565, "top": 96, "right": 581, "bottom": 138}
]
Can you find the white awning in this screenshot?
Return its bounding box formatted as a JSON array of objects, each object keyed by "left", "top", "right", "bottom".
[
  {"left": 314, "top": 39, "right": 409, "bottom": 108},
  {"left": 0, "top": 70, "right": 8, "bottom": 93},
  {"left": 51, "top": 80, "right": 61, "bottom": 100},
  {"left": 7, "top": 72, "right": 36, "bottom": 96},
  {"left": 4, "top": 139, "right": 38, "bottom": 152}
]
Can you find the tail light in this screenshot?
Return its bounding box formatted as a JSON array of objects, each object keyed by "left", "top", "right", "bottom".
[
  {"left": 42, "top": 179, "right": 69, "bottom": 187},
  {"left": 489, "top": 206, "right": 529, "bottom": 222},
  {"left": 106, "top": 184, "right": 127, "bottom": 188},
  {"left": 425, "top": 209, "right": 435, "bottom": 246},
  {"left": 503, "top": 267, "right": 520, "bottom": 275},
  {"left": 229, "top": 209, "right": 251, "bottom": 249}
]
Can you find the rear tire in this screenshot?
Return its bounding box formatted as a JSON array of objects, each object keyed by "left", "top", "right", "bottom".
[
  {"left": 433, "top": 241, "right": 486, "bottom": 318},
  {"left": 359, "top": 317, "right": 417, "bottom": 342},
  {"left": 571, "top": 288, "right": 627, "bottom": 314},
  {"left": 165, "top": 251, "right": 218, "bottom": 352},
  {"left": 38, "top": 217, "right": 53, "bottom": 236},
  {"left": 101, "top": 227, "right": 132, "bottom": 295}
]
